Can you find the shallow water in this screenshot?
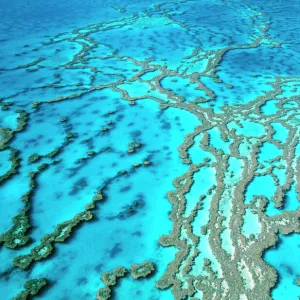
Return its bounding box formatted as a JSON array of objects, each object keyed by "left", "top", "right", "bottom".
[
  {"left": 0, "top": 0, "right": 299, "bottom": 299},
  {"left": 265, "top": 234, "right": 300, "bottom": 299}
]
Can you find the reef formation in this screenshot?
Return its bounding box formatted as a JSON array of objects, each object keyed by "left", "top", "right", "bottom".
[{"left": 0, "top": 0, "right": 299, "bottom": 299}]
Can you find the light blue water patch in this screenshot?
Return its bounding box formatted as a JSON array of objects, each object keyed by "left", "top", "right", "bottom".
[
  {"left": 230, "top": 120, "right": 265, "bottom": 137},
  {"left": 266, "top": 184, "right": 299, "bottom": 216},
  {"left": 271, "top": 122, "right": 289, "bottom": 144},
  {"left": 200, "top": 75, "right": 269, "bottom": 108},
  {"left": 86, "top": 57, "right": 141, "bottom": 80},
  {"left": 117, "top": 81, "right": 169, "bottom": 102},
  {"left": 201, "top": 70, "right": 273, "bottom": 106},
  {"left": 207, "top": 127, "right": 231, "bottom": 154},
  {"left": 264, "top": 233, "right": 300, "bottom": 300},
  {"left": 199, "top": 77, "right": 228, "bottom": 102},
  {"left": 257, "top": 142, "right": 282, "bottom": 167},
  {"left": 260, "top": 99, "right": 279, "bottom": 115},
  {"left": 85, "top": 45, "right": 112, "bottom": 61},
  {"left": 37, "top": 41, "right": 83, "bottom": 67},
  {"left": 245, "top": 174, "right": 276, "bottom": 204},
  {"left": 241, "top": 208, "right": 261, "bottom": 237},
  {"left": 160, "top": 76, "right": 207, "bottom": 102},
  {"left": 19, "top": 140, "right": 182, "bottom": 300},
  {"left": 7, "top": 85, "right": 85, "bottom": 109},
  {"left": 0, "top": 85, "right": 200, "bottom": 299},
  {"left": 272, "top": 167, "right": 286, "bottom": 187},
  {"left": 113, "top": 252, "right": 175, "bottom": 299},
  {"left": 282, "top": 101, "right": 298, "bottom": 109},
  {"left": 0, "top": 67, "right": 56, "bottom": 99},
  {"left": 0, "top": 172, "right": 30, "bottom": 233},
  {"left": 10, "top": 114, "right": 66, "bottom": 158},
  {"left": 0, "top": 149, "right": 12, "bottom": 177},
  {"left": 0, "top": 0, "right": 299, "bottom": 299},
  {"left": 188, "top": 134, "right": 216, "bottom": 164},
  {"left": 177, "top": 54, "right": 210, "bottom": 75},
  {"left": 0, "top": 246, "right": 28, "bottom": 299},
  {"left": 53, "top": 68, "right": 94, "bottom": 87},
  {"left": 277, "top": 80, "right": 300, "bottom": 99},
  {"left": 0, "top": 109, "right": 19, "bottom": 130},
  {"left": 296, "top": 140, "right": 300, "bottom": 158}
]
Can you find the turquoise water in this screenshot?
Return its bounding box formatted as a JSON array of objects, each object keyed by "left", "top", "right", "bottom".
[
  {"left": 265, "top": 234, "right": 300, "bottom": 299},
  {"left": 242, "top": 209, "right": 261, "bottom": 238},
  {"left": 245, "top": 175, "right": 276, "bottom": 204},
  {"left": 0, "top": 0, "right": 300, "bottom": 299},
  {"left": 271, "top": 122, "right": 289, "bottom": 144}
]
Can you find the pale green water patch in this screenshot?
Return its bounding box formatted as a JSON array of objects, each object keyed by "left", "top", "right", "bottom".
[
  {"left": 227, "top": 157, "right": 244, "bottom": 181},
  {"left": 178, "top": 56, "right": 209, "bottom": 75},
  {"left": 184, "top": 166, "right": 216, "bottom": 217},
  {"left": 218, "top": 188, "right": 232, "bottom": 222},
  {"left": 140, "top": 69, "right": 161, "bottom": 81},
  {"left": 192, "top": 192, "right": 214, "bottom": 237},
  {"left": 219, "top": 157, "right": 244, "bottom": 229},
  {"left": 192, "top": 232, "right": 222, "bottom": 278},
  {"left": 129, "top": 15, "right": 172, "bottom": 29},
  {"left": 238, "top": 139, "right": 252, "bottom": 157},
  {"left": 220, "top": 228, "right": 234, "bottom": 255},
  {"left": 193, "top": 290, "right": 203, "bottom": 300},
  {"left": 242, "top": 208, "right": 261, "bottom": 237},
  {"left": 239, "top": 261, "right": 255, "bottom": 290}
]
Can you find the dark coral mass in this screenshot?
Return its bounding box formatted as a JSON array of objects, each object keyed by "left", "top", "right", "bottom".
[{"left": 0, "top": 0, "right": 299, "bottom": 299}]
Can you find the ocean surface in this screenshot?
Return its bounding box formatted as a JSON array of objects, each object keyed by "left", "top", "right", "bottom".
[{"left": 0, "top": 0, "right": 299, "bottom": 299}]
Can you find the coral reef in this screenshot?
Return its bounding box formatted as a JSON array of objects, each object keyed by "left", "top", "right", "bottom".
[
  {"left": 13, "top": 278, "right": 49, "bottom": 300},
  {"left": 0, "top": 0, "right": 299, "bottom": 299},
  {"left": 130, "top": 261, "right": 155, "bottom": 279}
]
